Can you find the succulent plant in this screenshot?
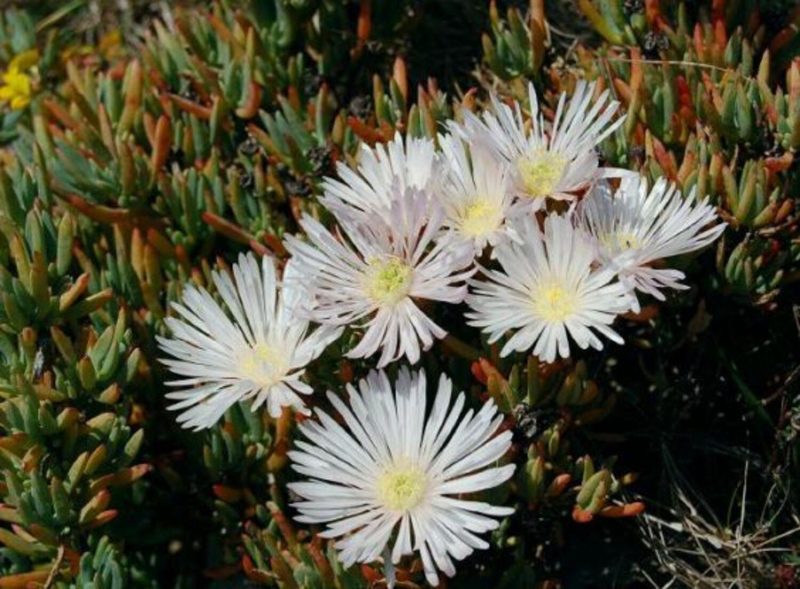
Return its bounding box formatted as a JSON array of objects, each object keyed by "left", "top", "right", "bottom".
[{"left": 0, "top": 0, "right": 796, "bottom": 587}]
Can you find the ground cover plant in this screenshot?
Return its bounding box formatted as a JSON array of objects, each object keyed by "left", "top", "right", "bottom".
[{"left": 0, "top": 0, "right": 798, "bottom": 587}]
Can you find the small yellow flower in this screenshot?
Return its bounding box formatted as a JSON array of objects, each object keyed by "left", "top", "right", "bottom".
[
  {"left": 0, "top": 49, "right": 38, "bottom": 111},
  {"left": 0, "top": 68, "right": 33, "bottom": 110}
]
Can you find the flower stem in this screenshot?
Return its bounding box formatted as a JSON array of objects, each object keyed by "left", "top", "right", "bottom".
[
  {"left": 439, "top": 334, "right": 481, "bottom": 361},
  {"left": 383, "top": 545, "right": 396, "bottom": 589}
]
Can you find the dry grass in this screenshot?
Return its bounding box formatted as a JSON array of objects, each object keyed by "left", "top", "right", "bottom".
[{"left": 638, "top": 462, "right": 800, "bottom": 588}]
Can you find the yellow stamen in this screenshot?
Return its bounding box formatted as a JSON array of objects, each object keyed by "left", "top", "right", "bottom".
[
  {"left": 533, "top": 283, "right": 578, "bottom": 322},
  {"left": 237, "top": 342, "right": 287, "bottom": 386},
  {"left": 364, "top": 257, "right": 413, "bottom": 306},
  {"left": 377, "top": 461, "right": 427, "bottom": 511},
  {"left": 517, "top": 150, "right": 567, "bottom": 199},
  {"left": 459, "top": 198, "right": 501, "bottom": 238},
  {"left": 601, "top": 231, "right": 642, "bottom": 252}
]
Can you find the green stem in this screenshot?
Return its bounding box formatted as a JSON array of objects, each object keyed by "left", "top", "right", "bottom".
[{"left": 439, "top": 334, "right": 481, "bottom": 361}]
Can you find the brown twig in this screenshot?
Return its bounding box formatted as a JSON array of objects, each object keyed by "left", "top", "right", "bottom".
[
  {"left": 43, "top": 545, "right": 65, "bottom": 589},
  {"left": 603, "top": 56, "right": 741, "bottom": 76}
]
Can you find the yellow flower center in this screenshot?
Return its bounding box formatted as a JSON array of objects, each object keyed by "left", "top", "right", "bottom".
[
  {"left": 236, "top": 342, "right": 287, "bottom": 386},
  {"left": 364, "top": 257, "right": 413, "bottom": 306},
  {"left": 601, "top": 231, "right": 642, "bottom": 252},
  {"left": 533, "top": 283, "right": 578, "bottom": 322},
  {"left": 517, "top": 150, "right": 567, "bottom": 199},
  {"left": 376, "top": 462, "right": 427, "bottom": 511},
  {"left": 459, "top": 198, "right": 501, "bottom": 238}
]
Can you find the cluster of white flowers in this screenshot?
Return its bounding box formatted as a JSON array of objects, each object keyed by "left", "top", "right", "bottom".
[{"left": 158, "top": 80, "right": 725, "bottom": 586}]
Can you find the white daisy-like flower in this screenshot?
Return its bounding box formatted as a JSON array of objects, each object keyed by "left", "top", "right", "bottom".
[
  {"left": 466, "top": 214, "right": 632, "bottom": 362},
  {"left": 438, "top": 132, "right": 520, "bottom": 252},
  {"left": 289, "top": 368, "right": 515, "bottom": 587},
  {"left": 320, "top": 131, "right": 441, "bottom": 221},
  {"left": 284, "top": 186, "right": 474, "bottom": 368},
  {"left": 158, "top": 253, "right": 342, "bottom": 430},
  {"left": 458, "top": 80, "right": 627, "bottom": 208},
  {"left": 578, "top": 177, "right": 726, "bottom": 309}
]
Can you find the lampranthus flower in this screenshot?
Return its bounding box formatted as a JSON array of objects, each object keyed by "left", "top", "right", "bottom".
[
  {"left": 438, "top": 133, "right": 520, "bottom": 253},
  {"left": 466, "top": 214, "right": 632, "bottom": 362},
  {"left": 289, "top": 368, "right": 515, "bottom": 587},
  {"left": 285, "top": 187, "right": 474, "bottom": 368},
  {"left": 158, "top": 253, "right": 342, "bottom": 430},
  {"left": 458, "top": 81, "right": 627, "bottom": 207},
  {"left": 578, "top": 177, "right": 726, "bottom": 308},
  {"left": 320, "top": 131, "right": 441, "bottom": 221}
]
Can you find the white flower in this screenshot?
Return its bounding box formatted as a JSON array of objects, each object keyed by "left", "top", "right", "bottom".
[
  {"left": 284, "top": 187, "right": 474, "bottom": 368},
  {"left": 158, "top": 253, "right": 342, "bottom": 430},
  {"left": 458, "top": 80, "right": 627, "bottom": 207},
  {"left": 466, "top": 214, "right": 631, "bottom": 362},
  {"left": 578, "top": 177, "right": 726, "bottom": 308},
  {"left": 289, "top": 368, "right": 515, "bottom": 587},
  {"left": 320, "top": 132, "right": 441, "bottom": 221},
  {"left": 438, "top": 133, "right": 520, "bottom": 252}
]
